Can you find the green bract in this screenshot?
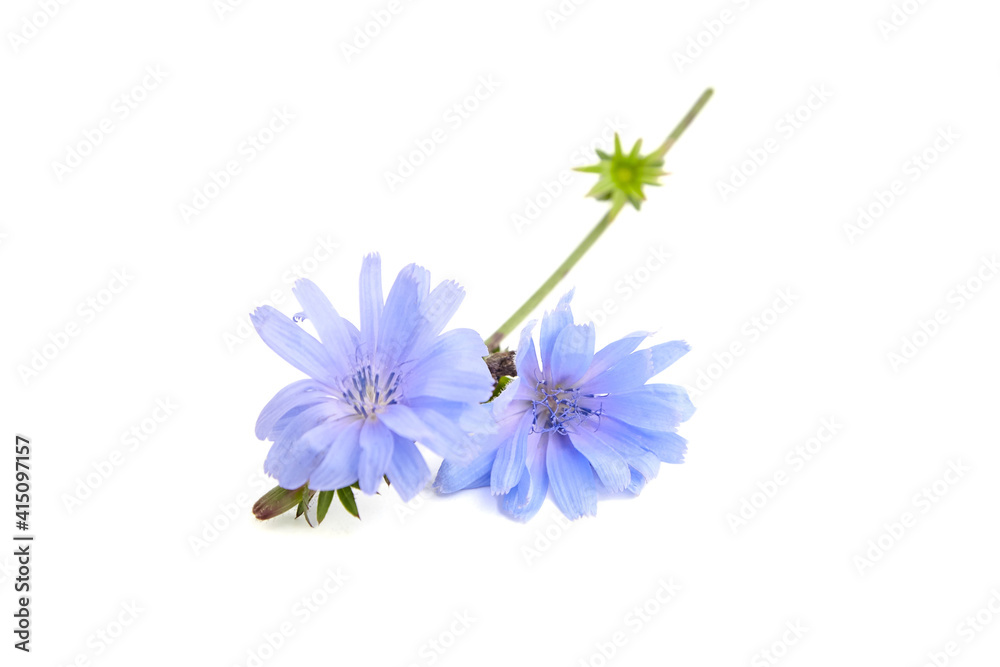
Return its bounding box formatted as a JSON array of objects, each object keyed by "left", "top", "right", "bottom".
[{"left": 576, "top": 134, "right": 668, "bottom": 210}]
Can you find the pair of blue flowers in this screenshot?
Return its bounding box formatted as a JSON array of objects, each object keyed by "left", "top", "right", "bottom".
[{"left": 252, "top": 254, "right": 693, "bottom": 521}]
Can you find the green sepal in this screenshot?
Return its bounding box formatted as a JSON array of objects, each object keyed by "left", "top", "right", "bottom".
[
  {"left": 296, "top": 483, "right": 317, "bottom": 520},
  {"left": 316, "top": 490, "right": 335, "bottom": 524},
  {"left": 338, "top": 486, "right": 360, "bottom": 519},
  {"left": 491, "top": 375, "right": 513, "bottom": 400}
]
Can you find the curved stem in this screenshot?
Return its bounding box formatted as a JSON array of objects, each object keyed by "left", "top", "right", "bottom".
[{"left": 485, "top": 88, "right": 713, "bottom": 351}]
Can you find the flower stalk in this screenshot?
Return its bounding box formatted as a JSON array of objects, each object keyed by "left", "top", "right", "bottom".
[{"left": 485, "top": 87, "right": 713, "bottom": 352}]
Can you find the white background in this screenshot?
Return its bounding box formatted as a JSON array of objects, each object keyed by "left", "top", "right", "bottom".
[{"left": 3, "top": 1, "right": 999, "bottom": 665}]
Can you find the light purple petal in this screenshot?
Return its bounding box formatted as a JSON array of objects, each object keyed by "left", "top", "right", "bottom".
[
  {"left": 490, "top": 409, "right": 533, "bottom": 495},
  {"left": 539, "top": 291, "right": 575, "bottom": 371},
  {"left": 403, "top": 328, "right": 488, "bottom": 373},
  {"left": 435, "top": 446, "right": 500, "bottom": 493},
  {"left": 405, "top": 280, "right": 466, "bottom": 358},
  {"left": 255, "top": 379, "right": 328, "bottom": 440},
  {"left": 645, "top": 430, "right": 688, "bottom": 464},
  {"left": 402, "top": 330, "right": 493, "bottom": 403},
  {"left": 263, "top": 403, "right": 343, "bottom": 479},
  {"left": 568, "top": 426, "right": 630, "bottom": 492},
  {"left": 378, "top": 403, "right": 431, "bottom": 443},
  {"left": 382, "top": 401, "right": 499, "bottom": 464},
  {"left": 613, "top": 422, "right": 688, "bottom": 464},
  {"left": 406, "top": 396, "right": 497, "bottom": 435},
  {"left": 649, "top": 340, "right": 690, "bottom": 375},
  {"left": 549, "top": 322, "right": 596, "bottom": 386},
  {"left": 251, "top": 305, "right": 340, "bottom": 386},
  {"left": 579, "top": 348, "right": 653, "bottom": 395},
  {"left": 377, "top": 263, "right": 430, "bottom": 365},
  {"left": 385, "top": 434, "right": 431, "bottom": 501},
  {"left": 584, "top": 384, "right": 694, "bottom": 431},
  {"left": 580, "top": 342, "right": 690, "bottom": 395},
  {"left": 577, "top": 331, "right": 650, "bottom": 385},
  {"left": 626, "top": 467, "right": 647, "bottom": 495},
  {"left": 514, "top": 321, "right": 542, "bottom": 385},
  {"left": 410, "top": 406, "right": 497, "bottom": 463},
  {"left": 588, "top": 418, "right": 661, "bottom": 480},
  {"left": 500, "top": 434, "right": 549, "bottom": 521},
  {"left": 463, "top": 470, "right": 493, "bottom": 490},
  {"left": 292, "top": 280, "right": 358, "bottom": 375},
  {"left": 269, "top": 404, "right": 312, "bottom": 441},
  {"left": 545, "top": 432, "right": 597, "bottom": 519},
  {"left": 306, "top": 419, "right": 363, "bottom": 490},
  {"left": 271, "top": 412, "right": 354, "bottom": 489},
  {"left": 359, "top": 254, "right": 383, "bottom": 351},
  {"left": 358, "top": 418, "right": 394, "bottom": 493}
]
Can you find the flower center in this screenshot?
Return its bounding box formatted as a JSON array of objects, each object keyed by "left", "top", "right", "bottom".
[
  {"left": 530, "top": 380, "right": 602, "bottom": 435},
  {"left": 612, "top": 165, "right": 635, "bottom": 185},
  {"left": 340, "top": 365, "right": 401, "bottom": 418}
]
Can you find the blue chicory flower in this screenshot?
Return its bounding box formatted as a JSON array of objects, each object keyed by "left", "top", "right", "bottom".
[
  {"left": 252, "top": 254, "right": 495, "bottom": 501},
  {"left": 435, "top": 292, "right": 694, "bottom": 520}
]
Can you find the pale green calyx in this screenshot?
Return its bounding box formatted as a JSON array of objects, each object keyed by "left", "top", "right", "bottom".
[{"left": 575, "top": 134, "right": 669, "bottom": 210}]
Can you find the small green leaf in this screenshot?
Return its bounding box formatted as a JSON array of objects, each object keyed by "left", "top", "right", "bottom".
[
  {"left": 338, "top": 486, "right": 360, "bottom": 519},
  {"left": 316, "top": 490, "right": 334, "bottom": 524},
  {"left": 295, "top": 484, "right": 315, "bottom": 521},
  {"left": 491, "top": 375, "right": 512, "bottom": 400}
]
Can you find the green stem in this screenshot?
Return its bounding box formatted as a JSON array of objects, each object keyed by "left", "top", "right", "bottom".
[
  {"left": 485, "top": 202, "right": 624, "bottom": 351},
  {"left": 652, "top": 87, "right": 714, "bottom": 159},
  {"left": 484, "top": 88, "right": 713, "bottom": 352}
]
